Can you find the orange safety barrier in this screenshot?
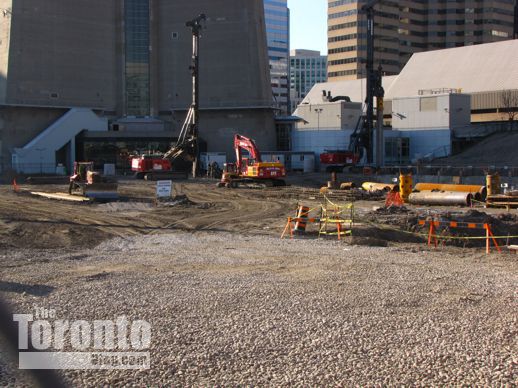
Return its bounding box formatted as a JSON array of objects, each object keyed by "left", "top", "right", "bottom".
[
  {"left": 292, "top": 205, "right": 310, "bottom": 233},
  {"left": 418, "top": 218, "right": 502, "bottom": 254},
  {"left": 12, "top": 179, "right": 20, "bottom": 193},
  {"left": 281, "top": 216, "right": 320, "bottom": 239},
  {"left": 385, "top": 191, "right": 403, "bottom": 208}
]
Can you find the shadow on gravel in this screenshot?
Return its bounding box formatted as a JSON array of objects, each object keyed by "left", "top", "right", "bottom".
[{"left": 0, "top": 281, "right": 54, "bottom": 296}]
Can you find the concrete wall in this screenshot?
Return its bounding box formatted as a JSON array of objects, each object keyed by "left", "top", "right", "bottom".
[
  {"left": 6, "top": 0, "right": 120, "bottom": 110},
  {"left": 392, "top": 94, "right": 470, "bottom": 130},
  {"left": 158, "top": 0, "right": 273, "bottom": 111},
  {"left": 3, "top": 0, "right": 274, "bottom": 114},
  {"left": 292, "top": 129, "right": 351, "bottom": 155},
  {"left": 394, "top": 129, "right": 451, "bottom": 161},
  {"left": 0, "top": 0, "right": 12, "bottom": 103},
  {"left": 449, "top": 94, "right": 471, "bottom": 128},
  {"left": 157, "top": 0, "right": 276, "bottom": 157},
  {"left": 163, "top": 108, "right": 276, "bottom": 158},
  {"left": 0, "top": 106, "right": 66, "bottom": 165},
  {"left": 294, "top": 101, "right": 362, "bottom": 131}
]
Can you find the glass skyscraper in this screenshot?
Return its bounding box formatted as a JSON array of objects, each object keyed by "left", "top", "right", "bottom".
[{"left": 264, "top": 0, "right": 290, "bottom": 115}]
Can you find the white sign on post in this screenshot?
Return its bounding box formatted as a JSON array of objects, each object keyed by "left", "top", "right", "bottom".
[{"left": 156, "top": 180, "right": 173, "bottom": 198}]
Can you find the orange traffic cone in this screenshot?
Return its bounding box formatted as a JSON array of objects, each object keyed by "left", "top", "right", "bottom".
[
  {"left": 385, "top": 191, "right": 403, "bottom": 208},
  {"left": 12, "top": 179, "right": 20, "bottom": 193}
]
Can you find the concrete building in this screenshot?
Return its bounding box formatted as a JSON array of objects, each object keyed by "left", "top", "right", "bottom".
[
  {"left": 0, "top": 0, "right": 275, "bottom": 174},
  {"left": 327, "top": 0, "right": 517, "bottom": 81},
  {"left": 294, "top": 40, "right": 518, "bottom": 164},
  {"left": 289, "top": 50, "right": 327, "bottom": 113},
  {"left": 264, "top": 0, "right": 290, "bottom": 115}
]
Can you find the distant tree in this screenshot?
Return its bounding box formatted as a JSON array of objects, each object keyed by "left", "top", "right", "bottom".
[{"left": 499, "top": 89, "right": 518, "bottom": 127}]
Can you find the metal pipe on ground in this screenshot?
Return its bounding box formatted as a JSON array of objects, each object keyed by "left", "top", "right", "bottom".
[
  {"left": 340, "top": 182, "right": 356, "bottom": 190},
  {"left": 408, "top": 191, "right": 473, "bottom": 207},
  {"left": 414, "top": 183, "right": 487, "bottom": 201},
  {"left": 362, "top": 182, "right": 396, "bottom": 192}
]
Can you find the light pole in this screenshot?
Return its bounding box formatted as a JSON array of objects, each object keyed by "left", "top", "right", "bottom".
[{"left": 315, "top": 108, "right": 323, "bottom": 130}]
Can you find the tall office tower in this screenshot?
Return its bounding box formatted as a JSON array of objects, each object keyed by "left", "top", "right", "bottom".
[
  {"left": 264, "top": 0, "right": 290, "bottom": 115},
  {"left": 327, "top": 0, "right": 517, "bottom": 81},
  {"left": 289, "top": 50, "right": 328, "bottom": 113},
  {"left": 0, "top": 0, "right": 276, "bottom": 171}
]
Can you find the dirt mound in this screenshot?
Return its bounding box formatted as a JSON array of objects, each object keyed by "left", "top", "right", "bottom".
[
  {"left": 435, "top": 131, "right": 518, "bottom": 166},
  {"left": 157, "top": 194, "right": 197, "bottom": 207},
  {"left": 0, "top": 221, "right": 114, "bottom": 250},
  {"left": 364, "top": 206, "right": 419, "bottom": 230}
]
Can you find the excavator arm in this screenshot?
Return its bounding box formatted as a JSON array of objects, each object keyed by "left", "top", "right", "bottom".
[{"left": 234, "top": 134, "right": 262, "bottom": 171}]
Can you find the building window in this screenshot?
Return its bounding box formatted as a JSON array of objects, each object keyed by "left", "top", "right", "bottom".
[{"left": 125, "top": 0, "right": 151, "bottom": 117}]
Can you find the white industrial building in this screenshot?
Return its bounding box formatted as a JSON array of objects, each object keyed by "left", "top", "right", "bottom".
[
  {"left": 292, "top": 100, "right": 362, "bottom": 156},
  {"left": 391, "top": 93, "right": 471, "bottom": 161},
  {"left": 292, "top": 40, "right": 518, "bottom": 166}
]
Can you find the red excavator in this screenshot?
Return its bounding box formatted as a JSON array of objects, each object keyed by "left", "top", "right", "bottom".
[
  {"left": 130, "top": 154, "right": 188, "bottom": 180},
  {"left": 218, "top": 134, "right": 286, "bottom": 188}
]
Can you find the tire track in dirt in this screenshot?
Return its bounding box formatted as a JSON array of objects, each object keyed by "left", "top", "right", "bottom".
[{"left": 0, "top": 182, "right": 295, "bottom": 248}]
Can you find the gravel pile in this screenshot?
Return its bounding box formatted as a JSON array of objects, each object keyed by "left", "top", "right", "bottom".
[{"left": 0, "top": 232, "right": 516, "bottom": 386}]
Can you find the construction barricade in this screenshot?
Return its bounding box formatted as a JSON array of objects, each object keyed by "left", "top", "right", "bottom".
[
  {"left": 418, "top": 217, "right": 502, "bottom": 254},
  {"left": 281, "top": 197, "right": 354, "bottom": 241},
  {"left": 318, "top": 197, "right": 354, "bottom": 240}
]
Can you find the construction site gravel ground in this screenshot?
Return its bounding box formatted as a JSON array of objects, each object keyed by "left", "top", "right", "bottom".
[{"left": 0, "top": 178, "right": 516, "bottom": 386}]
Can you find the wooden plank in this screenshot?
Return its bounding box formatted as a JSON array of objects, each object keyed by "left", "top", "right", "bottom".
[{"left": 30, "top": 192, "right": 91, "bottom": 202}]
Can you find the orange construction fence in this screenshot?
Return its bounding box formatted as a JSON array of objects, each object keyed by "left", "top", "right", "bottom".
[{"left": 418, "top": 218, "right": 502, "bottom": 254}]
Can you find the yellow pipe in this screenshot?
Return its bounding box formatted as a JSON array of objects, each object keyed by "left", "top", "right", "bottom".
[{"left": 414, "top": 183, "right": 487, "bottom": 200}]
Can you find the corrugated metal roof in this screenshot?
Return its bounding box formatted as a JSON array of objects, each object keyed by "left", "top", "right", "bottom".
[
  {"left": 298, "top": 40, "right": 518, "bottom": 112},
  {"left": 385, "top": 40, "right": 518, "bottom": 99}
]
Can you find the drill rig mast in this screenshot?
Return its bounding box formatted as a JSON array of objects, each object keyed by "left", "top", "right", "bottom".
[
  {"left": 163, "top": 13, "right": 206, "bottom": 178},
  {"left": 349, "top": 0, "right": 385, "bottom": 166}
]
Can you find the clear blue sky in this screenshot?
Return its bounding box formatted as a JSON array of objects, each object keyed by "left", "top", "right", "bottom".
[{"left": 288, "top": 0, "right": 327, "bottom": 54}]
